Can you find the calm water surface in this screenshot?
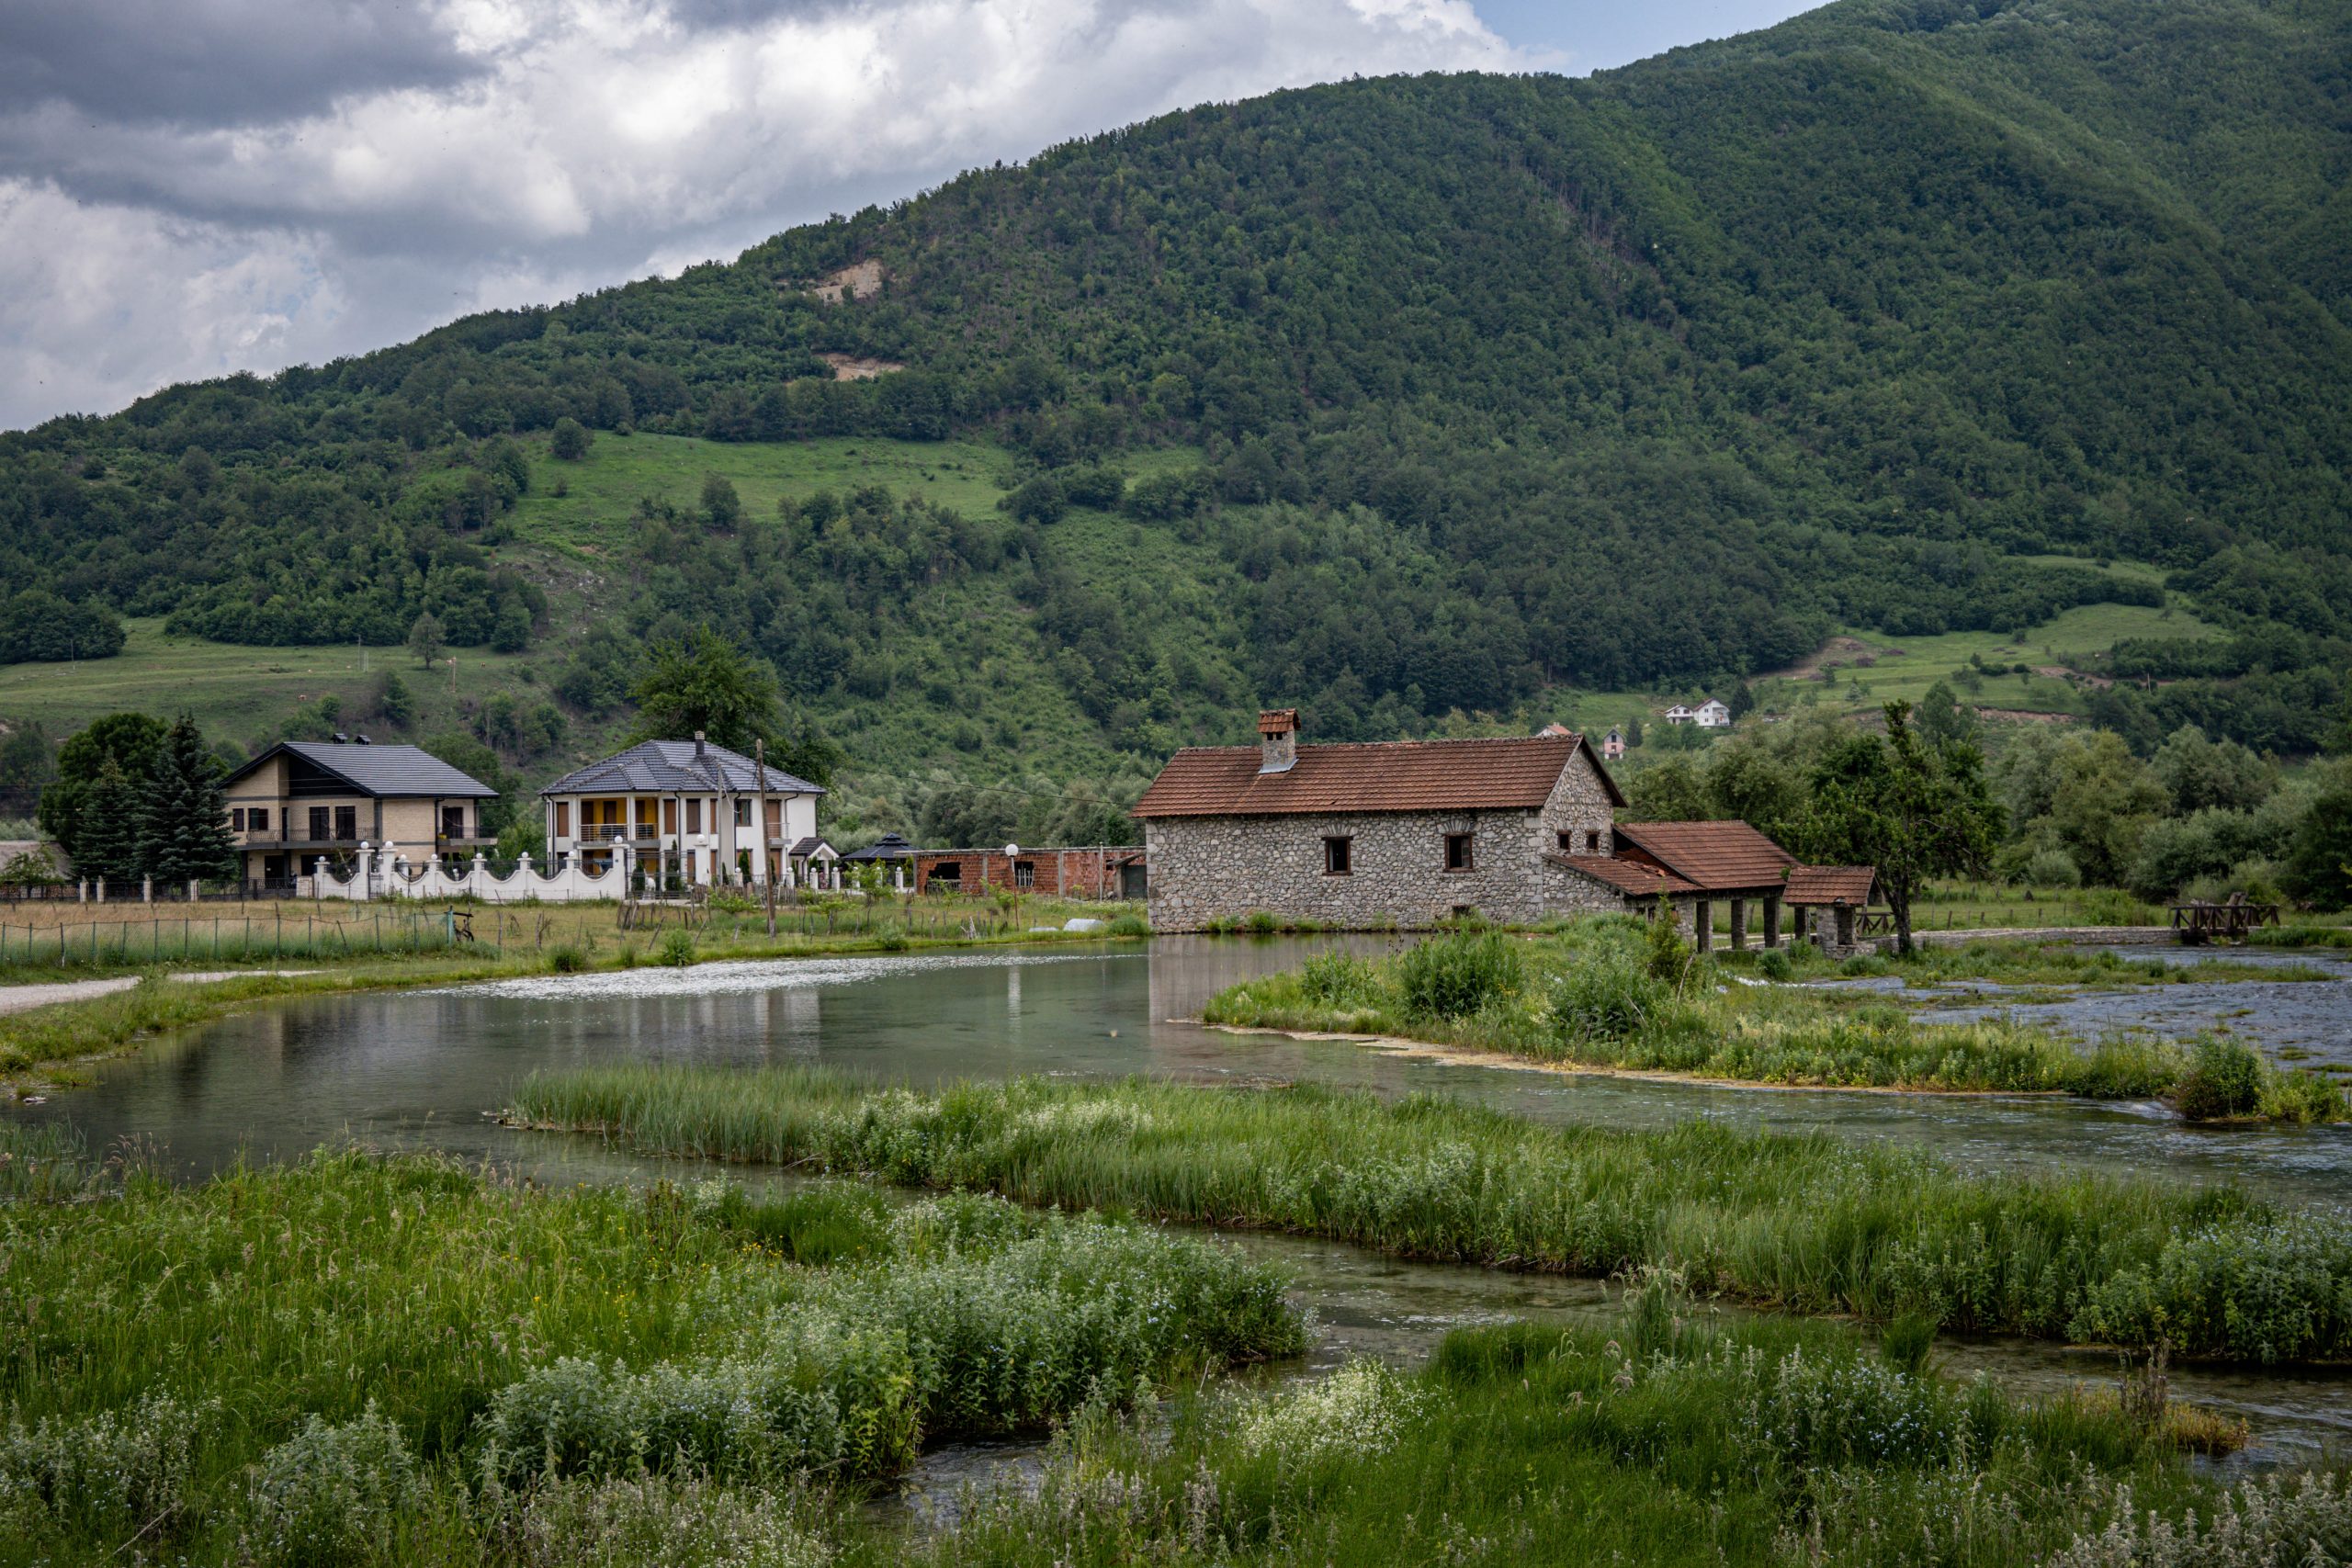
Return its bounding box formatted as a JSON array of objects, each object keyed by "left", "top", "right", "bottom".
[{"left": 13, "top": 936, "right": 2352, "bottom": 1462}]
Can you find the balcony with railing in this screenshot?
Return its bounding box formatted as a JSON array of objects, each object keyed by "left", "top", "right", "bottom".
[{"left": 580, "top": 824, "right": 660, "bottom": 843}]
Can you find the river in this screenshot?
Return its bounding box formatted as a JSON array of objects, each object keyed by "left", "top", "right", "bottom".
[{"left": 11, "top": 935, "right": 2352, "bottom": 1467}]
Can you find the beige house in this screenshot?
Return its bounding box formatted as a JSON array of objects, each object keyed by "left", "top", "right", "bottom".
[
  {"left": 538, "top": 734, "right": 831, "bottom": 890},
  {"left": 222, "top": 740, "right": 500, "bottom": 892}
]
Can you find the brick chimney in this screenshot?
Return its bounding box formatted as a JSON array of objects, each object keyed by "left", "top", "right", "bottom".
[
  {"left": 693, "top": 729, "right": 707, "bottom": 760},
  {"left": 1258, "top": 708, "right": 1299, "bottom": 774}
]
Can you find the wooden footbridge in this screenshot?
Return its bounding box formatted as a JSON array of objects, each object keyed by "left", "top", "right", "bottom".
[{"left": 2167, "top": 895, "right": 2282, "bottom": 945}]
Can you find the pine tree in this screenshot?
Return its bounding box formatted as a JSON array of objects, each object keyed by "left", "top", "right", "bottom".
[{"left": 138, "top": 715, "right": 237, "bottom": 887}]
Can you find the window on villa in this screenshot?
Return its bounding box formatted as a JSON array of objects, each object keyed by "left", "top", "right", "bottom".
[
  {"left": 1443, "top": 832, "right": 1475, "bottom": 873},
  {"left": 735, "top": 799, "right": 752, "bottom": 828},
  {"left": 442, "top": 806, "right": 466, "bottom": 839},
  {"left": 1324, "top": 836, "right": 1352, "bottom": 875},
  {"left": 309, "top": 807, "right": 331, "bottom": 841},
  {"left": 1014, "top": 862, "right": 1035, "bottom": 888},
  {"left": 555, "top": 802, "right": 571, "bottom": 838},
  {"left": 232, "top": 808, "right": 246, "bottom": 831},
  {"left": 686, "top": 799, "right": 702, "bottom": 834},
  {"left": 334, "top": 806, "right": 357, "bottom": 840},
  {"left": 249, "top": 807, "right": 268, "bottom": 831}
]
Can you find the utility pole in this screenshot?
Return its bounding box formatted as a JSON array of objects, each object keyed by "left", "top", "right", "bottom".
[{"left": 754, "top": 737, "right": 776, "bottom": 938}]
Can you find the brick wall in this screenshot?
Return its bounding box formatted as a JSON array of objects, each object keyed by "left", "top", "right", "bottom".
[{"left": 915, "top": 846, "right": 1141, "bottom": 897}]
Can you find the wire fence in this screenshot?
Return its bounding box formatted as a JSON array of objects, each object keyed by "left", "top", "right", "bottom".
[{"left": 0, "top": 910, "right": 483, "bottom": 968}]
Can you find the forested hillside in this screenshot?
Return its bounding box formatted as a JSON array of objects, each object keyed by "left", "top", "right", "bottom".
[{"left": 2, "top": 0, "right": 2346, "bottom": 792}]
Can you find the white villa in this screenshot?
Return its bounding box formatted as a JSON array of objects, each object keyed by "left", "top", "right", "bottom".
[
  {"left": 1693, "top": 698, "right": 1734, "bottom": 728},
  {"left": 539, "top": 734, "right": 840, "bottom": 890}
]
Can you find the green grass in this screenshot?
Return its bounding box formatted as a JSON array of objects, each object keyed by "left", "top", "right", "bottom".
[
  {"left": 514, "top": 431, "right": 1023, "bottom": 552},
  {"left": 0, "top": 1131, "right": 1302, "bottom": 1563},
  {"left": 888, "top": 1306, "right": 2307, "bottom": 1568},
  {"left": 1200, "top": 923, "right": 2344, "bottom": 1118},
  {"left": 0, "top": 617, "right": 549, "bottom": 754},
  {"left": 505, "top": 1066, "right": 2352, "bottom": 1362}
]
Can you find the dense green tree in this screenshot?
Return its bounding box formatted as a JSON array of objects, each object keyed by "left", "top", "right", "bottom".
[
  {"left": 1915, "top": 681, "right": 1977, "bottom": 750},
  {"left": 549, "top": 416, "right": 592, "bottom": 459},
  {"left": 2150, "top": 725, "right": 2274, "bottom": 816},
  {"left": 74, "top": 760, "right": 144, "bottom": 886},
  {"left": 36, "top": 712, "right": 167, "bottom": 867},
  {"left": 2283, "top": 767, "right": 2352, "bottom": 910},
  {"left": 136, "top": 715, "right": 236, "bottom": 886},
  {"left": 1801, "top": 702, "right": 2001, "bottom": 953},
  {"left": 2047, "top": 732, "right": 2168, "bottom": 887},
  {"left": 1622, "top": 756, "right": 1712, "bottom": 823},
  {"left": 408, "top": 611, "right": 446, "bottom": 670},
  {"left": 423, "top": 732, "right": 521, "bottom": 840},
  {"left": 628, "top": 627, "right": 785, "bottom": 758},
  {"left": 0, "top": 718, "right": 55, "bottom": 795}
]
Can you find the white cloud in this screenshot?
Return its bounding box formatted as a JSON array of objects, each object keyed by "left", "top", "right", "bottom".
[{"left": 0, "top": 0, "right": 1532, "bottom": 428}]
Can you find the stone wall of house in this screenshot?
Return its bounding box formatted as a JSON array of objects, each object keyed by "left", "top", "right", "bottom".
[{"left": 1142, "top": 744, "right": 1625, "bottom": 931}]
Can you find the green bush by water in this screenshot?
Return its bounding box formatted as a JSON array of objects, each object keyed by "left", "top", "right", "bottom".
[
  {"left": 509, "top": 1067, "right": 2352, "bottom": 1363},
  {"left": 0, "top": 1134, "right": 1304, "bottom": 1562},
  {"left": 1394, "top": 930, "right": 1521, "bottom": 1021},
  {"left": 895, "top": 1301, "right": 2286, "bottom": 1568},
  {"left": 656, "top": 928, "right": 696, "bottom": 967}
]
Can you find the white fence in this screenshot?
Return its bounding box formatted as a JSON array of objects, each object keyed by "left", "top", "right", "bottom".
[{"left": 303, "top": 846, "right": 626, "bottom": 904}]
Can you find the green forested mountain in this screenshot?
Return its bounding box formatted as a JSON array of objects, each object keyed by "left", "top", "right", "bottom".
[{"left": 2, "top": 0, "right": 2347, "bottom": 785}]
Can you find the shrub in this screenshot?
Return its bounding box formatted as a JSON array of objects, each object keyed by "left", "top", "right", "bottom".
[
  {"left": 486, "top": 1472, "right": 830, "bottom": 1568},
  {"left": 1879, "top": 1312, "right": 1939, "bottom": 1379},
  {"left": 549, "top": 416, "right": 592, "bottom": 459},
  {"left": 656, "top": 929, "right": 696, "bottom": 968},
  {"left": 2023, "top": 846, "right": 2081, "bottom": 888},
  {"left": 2050, "top": 1472, "right": 2352, "bottom": 1567},
  {"left": 0, "top": 1393, "right": 213, "bottom": 1541},
  {"left": 244, "top": 1404, "right": 420, "bottom": 1567},
  {"left": 548, "top": 944, "right": 587, "bottom": 974},
  {"left": 1755, "top": 946, "right": 1794, "bottom": 982},
  {"left": 1641, "top": 904, "right": 1694, "bottom": 989},
  {"left": 1299, "top": 950, "right": 1380, "bottom": 1008},
  {"left": 1396, "top": 931, "right": 1521, "bottom": 1021},
  {"left": 1108, "top": 913, "right": 1148, "bottom": 939},
  {"left": 873, "top": 921, "right": 909, "bottom": 952},
  {"left": 1547, "top": 952, "right": 1664, "bottom": 1043},
  {"left": 1244, "top": 910, "right": 1279, "bottom": 936},
  {"left": 2078, "top": 887, "right": 2149, "bottom": 927},
  {"left": 2175, "top": 1037, "right": 2263, "bottom": 1121}
]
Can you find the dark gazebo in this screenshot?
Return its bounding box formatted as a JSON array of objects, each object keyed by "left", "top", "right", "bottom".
[{"left": 842, "top": 832, "right": 919, "bottom": 890}]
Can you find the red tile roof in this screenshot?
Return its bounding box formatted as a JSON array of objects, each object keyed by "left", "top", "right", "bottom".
[
  {"left": 1134, "top": 734, "right": 1623, "bottom": 818},
  {"left": 1783, "top": 865, "right": 1878, "bottom": 906},
  {"left": 1549, "top": 853, "right": 1697, "bottom": 897},
  {"left": 1611, "top": 819, "right": 1798, "bottom": 892}
]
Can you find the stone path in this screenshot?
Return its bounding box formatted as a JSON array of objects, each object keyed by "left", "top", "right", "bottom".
[{"left": 0, "top": 970, "right": 318, "bottom": 1017}]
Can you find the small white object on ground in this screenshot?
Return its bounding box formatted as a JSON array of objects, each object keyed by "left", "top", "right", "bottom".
[{"left": 1062, "top": 918, "right": 1107, "bottom": 932}]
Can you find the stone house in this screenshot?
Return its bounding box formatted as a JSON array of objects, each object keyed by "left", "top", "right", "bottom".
[
  {"left": 223, "top": 739, "right": 498, "bottom": 892},
  {"left": 1133, "top": 710, "right": 1626, "bottom": 931},
  {"left": 539, "top": 734, "right": 832, "bottom": 889}
]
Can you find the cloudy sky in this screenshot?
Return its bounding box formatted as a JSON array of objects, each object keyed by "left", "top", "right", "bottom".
[{"left": 0, "top": 0, "right": 1812, "bottom": 431}]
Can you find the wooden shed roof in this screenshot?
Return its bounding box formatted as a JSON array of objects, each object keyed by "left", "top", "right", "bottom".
[{"left": 1611, "top": 819, "right": 1798, "bottom": 892}]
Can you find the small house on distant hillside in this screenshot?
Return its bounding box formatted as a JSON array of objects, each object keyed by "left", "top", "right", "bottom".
[
  {"left": 1663, "top": 705, "right": 1694, "bottom": 726},
  {"left": 224, "top": 740, "right": 499, "bottom": 893},
  {"left": 1693, "top": 699, "right": 1733, "bottom": 728},
  {"left": 1601, "top": 727, "right": 1625, "bottom": 760}
]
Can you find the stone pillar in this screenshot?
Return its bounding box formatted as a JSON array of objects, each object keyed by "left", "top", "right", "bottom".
[
  {"left": 96, "top": 877, "right": 106, "bottom": 903},
  {"left": 187, "top": 878, "right": 199, "bottom": 902},
  {"left": 1728, "top": 897, "right": 1747, "bottom": 952},
  {"left": 1835, "top": 904, "right": 1855, "bottom": 954},
  {"left": 142, "top": 875, "right": 153, "bottom": 904},
  {"left": 1762, "top": 892, "right": 1782, "bottom": 949},
  {"left": 78, "top": 878, "right": 87, "bottom": 903},
  {"left": 1692, "top": 897, "right": 1713, "bottom": 953}
]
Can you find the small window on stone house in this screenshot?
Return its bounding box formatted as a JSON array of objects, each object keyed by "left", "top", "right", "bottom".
[
  {"left": 1443, "top": 832, "right": 1474, "bottom": 873},
  {"left": 1324, "top": 836, "right": 1352, "bottom": 875},
  {"left": 1586, "top": 829, "right": 1600, "bottom": 853},
  {"left": 1556, "top": 830, "right": 1572, "bottom": 853}
]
